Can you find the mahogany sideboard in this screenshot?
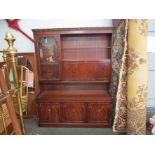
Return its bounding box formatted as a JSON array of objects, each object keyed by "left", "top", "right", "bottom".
[{"left": 33, "top": 27, "right": 113, "bottom": 127}]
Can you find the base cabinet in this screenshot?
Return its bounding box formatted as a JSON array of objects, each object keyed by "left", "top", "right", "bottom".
[
  {"left": 62, "top": 103, "right": 86, "bottom": 123},
  {"left": 38, "top": 102, "right": 112, "bottom": 127},
  {"left": 87, "top": 103, "right": 112, "bottom": 123},
  {"left": 38, "top": 103, "right": 61, "bottom": 123}
]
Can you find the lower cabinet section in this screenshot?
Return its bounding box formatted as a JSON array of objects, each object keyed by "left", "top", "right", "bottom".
[{"left": 38, "top": 102, "right": 112, "bottom": 127}]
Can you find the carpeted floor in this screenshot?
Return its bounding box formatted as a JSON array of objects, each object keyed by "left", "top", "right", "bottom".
[
  {"left": 25, "top": 119, "right": 125, "bottom": 135},
  {"left": 24, "top": 107, "right": 154, "bottom": 135}
]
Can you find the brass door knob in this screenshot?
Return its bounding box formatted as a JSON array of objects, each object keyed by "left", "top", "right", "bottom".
[
  {"left": 48, "top": 108, "right": 51, "bottom": 112},
  {"left": 97, "top": 109, "right": 101, "bottom": 113},
  {"left": 72, "top": 108, "right": 75, "bottom": 112}
]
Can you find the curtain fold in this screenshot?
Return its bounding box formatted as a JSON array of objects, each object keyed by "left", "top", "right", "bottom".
[
  {"left": 112, "top": 19, "right": 148, "bottom": 135},
  {"left": 112, "top": 20, "right": 128, "bottom": 132}
]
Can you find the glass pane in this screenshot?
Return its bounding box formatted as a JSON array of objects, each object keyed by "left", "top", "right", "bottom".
[{"left": 38, "top": 37, "right": 57, "bottom": 63}]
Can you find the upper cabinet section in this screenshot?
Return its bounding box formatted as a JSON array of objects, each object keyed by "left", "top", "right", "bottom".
[{"left": 33, "top": 27, "right": 113, "bottom": 81}]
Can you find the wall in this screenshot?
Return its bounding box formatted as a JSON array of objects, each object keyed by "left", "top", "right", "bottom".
[
  {"left": 148, "top": 19, "right": 155, "bottom": 107},
  {"left": 0, "top": 19, "right": 155, "bottom": 107}
]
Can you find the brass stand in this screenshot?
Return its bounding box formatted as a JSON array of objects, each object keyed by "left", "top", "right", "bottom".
[
  {"left": 1, "top": 50, "right": 11, "bottom": 89},
  {"left": 4, "top": 33, "right": 26, "bottom": 134}
]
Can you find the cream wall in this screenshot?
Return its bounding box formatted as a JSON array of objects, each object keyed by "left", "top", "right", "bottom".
[{"left": 148, "top": 19, "right": 155, "bottom": 107}]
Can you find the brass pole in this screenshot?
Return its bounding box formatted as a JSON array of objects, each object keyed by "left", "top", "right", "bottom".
[
  {"left": 5, "top": 33, "right": 26, "bottom": 134},
  {"left": 1, "top": 50, "right": 11, "bottom": 89}
]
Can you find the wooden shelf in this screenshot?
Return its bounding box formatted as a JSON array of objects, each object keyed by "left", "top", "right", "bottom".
[
  {"left": 40, "top": 59, "right": 111, "bottom": 62},
  {"left": 61, "top": 59, "right": 111, "bottom": 62},
  {"left": 62, "top": 47, "right": 111, "bottom": 50},
  {"left": 40, "top": 62, "right": 58, "bottom": 65},
  {"left": 40, "top": 80, "right": 110, "bottom": 84},
  {"left": 37, "top": 90, "right": 112, "bottom": 102}
]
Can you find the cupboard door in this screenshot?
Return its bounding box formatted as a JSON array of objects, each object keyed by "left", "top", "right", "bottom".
[
  {"left": 62, "top": 103, "right": 86, "bottom": 123},
  {"left": 87, "top": 103, "right": 112, "bottom": 123},
  {"left": 38, "top": 103, "right": 61, "bottom": 123},
  {"left": 38, "top": 36, "right": 61, "bottom": 80}
]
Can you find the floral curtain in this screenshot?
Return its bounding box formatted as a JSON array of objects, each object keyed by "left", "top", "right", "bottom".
[
  {"left": 127, "top": 20, "right": 148, "bottom": 134},
  {"left": 112, "top": 19, "right": 148, "bottom": 135},
  {"left": 112, "top": 20, "right": 128, "bottom": 132}
]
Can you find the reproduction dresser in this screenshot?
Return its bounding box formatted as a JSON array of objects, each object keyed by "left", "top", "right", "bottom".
[{"left": 33, "top": 27, "right": 113, "bottom": 127}]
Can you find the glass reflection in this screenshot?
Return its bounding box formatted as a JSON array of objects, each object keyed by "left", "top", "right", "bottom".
[{"left": 39, "top": 37, "right": 57, "bottom": 63}]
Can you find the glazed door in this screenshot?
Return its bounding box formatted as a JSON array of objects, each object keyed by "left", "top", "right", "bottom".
[{"left": 38, "top": 35, "right": 61, "bottom": 80}]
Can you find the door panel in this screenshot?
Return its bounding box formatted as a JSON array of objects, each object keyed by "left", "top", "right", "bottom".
[{"left": 62, "top": 103, "right": 86, "bottom": 123}]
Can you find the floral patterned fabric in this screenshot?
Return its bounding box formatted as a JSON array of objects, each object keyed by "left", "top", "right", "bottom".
[
  {"left": 112, "top": 20, "right": 128, "bottom": 132},
  {"left": 112, "top": 19, "right": 148, "bottom": 135},
  {"left": 111, "top": 20, "right": 127, "bottom": 100},
  {"left": 127, "top": 19, "right": 148, "bottom": 135}
]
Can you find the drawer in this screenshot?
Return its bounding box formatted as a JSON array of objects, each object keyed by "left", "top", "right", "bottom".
[
  {"left": 38, "top": 103, "right": 61, "bottom": 123},
  {"left": 87, "top": 103, "right": 112, "bottom": 123},
  {"left": 62, "top": 103, "right": 86, "bottom": 123}
]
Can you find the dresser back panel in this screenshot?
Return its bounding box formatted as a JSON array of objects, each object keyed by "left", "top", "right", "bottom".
[
  {"left": 61, "top": 34, "right": 111, "bottom": 60},
  {"left": 62, "top": 60, "right": 111, "bottom": 81}
]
